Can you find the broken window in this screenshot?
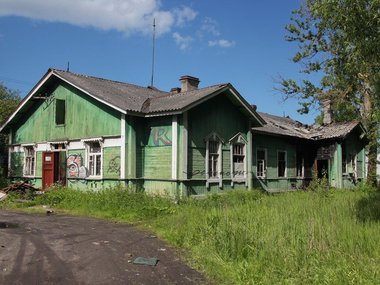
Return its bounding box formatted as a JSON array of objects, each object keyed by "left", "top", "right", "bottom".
[
  {"left": 208, "top": 140, "right": 220, "bottom": 179},
  {"left": 23, "top": 146, "right": 35, "bottom": 176},
  {"left": 278, "top": 151, "right": 286, "bottom": 177},
  {"left": 342, "top": 144, "right": 347, "bottom": 174},
  {"left": 232, "top": 143, "right": 245, "bottom": 178},
  {"left": 296, "top": 151, "right": 304, "bottom": 177},
  {"left": 55, "top": 99, "right": 65, "bottom": 125},
  {"left": 256, "top": 149, "right": 266, "bottom": 178}
]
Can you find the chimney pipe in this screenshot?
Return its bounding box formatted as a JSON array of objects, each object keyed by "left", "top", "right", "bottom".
[
  {"left": 322, "top": 98, "right": 333, "bottom": 125},
  {"left": 180, "top": 75, "right": 200, "bottom": 92}
]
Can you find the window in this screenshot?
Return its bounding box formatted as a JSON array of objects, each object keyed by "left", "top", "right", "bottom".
[
  {"left": 296, "top": 151, "right": 304, "bottom": 177},
  {"left": 208, "top": 140, "right": 220, "bottom": 179},
  {"left": 278, "top": 151, "right": 286, "bottom": 177},
  {"left": 232, "top": 143, "right": 245, "bottom": 178},
  {"left": 342, "top": 145, "right": 347, "bottom": 174},
  {"left": 24, "top": 146, "right": 35, "bottom": 176},
  {"left": 88, "top": 142, "right": 102, "bottom": 177},
  {"left": 256, "top": 149, "right": 266, "bottom": 178},
  {"left": 56, "top": 99, "right": 66, "bottom": 125}
]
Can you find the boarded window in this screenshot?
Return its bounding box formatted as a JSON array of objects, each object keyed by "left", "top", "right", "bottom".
[
  {"left": 56, "top": 99, "right": 65, "bottom": 125},
  {"left": 24, "top": 146, "right": 35, "bottom": 176},
  {"left": 257, "top": 149, "right": 266, "bottom": 178},
  {"left": 232, "top": 143, "right": 245, "bottom": 178},
  {"left": 278, "top": 151, "right": 286, "bottom": 177},
  {"left": 88, "top": 142, "right": 102, "bottom": 177}
]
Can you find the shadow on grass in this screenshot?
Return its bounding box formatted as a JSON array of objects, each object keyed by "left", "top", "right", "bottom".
[{"left": 356, "top": 190, "right": 380, "bottom": 222}]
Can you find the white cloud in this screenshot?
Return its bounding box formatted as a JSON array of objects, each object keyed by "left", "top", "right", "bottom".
[
  {"left": 173, "top": 32, "right": 192, "bottom": 50},
  {"left": 0, "top": 0, "right": 196, "bottom": 37},
  {"left": 208, "top": 39, "right": 236, "bottom": 48},
  {"left": 173, "top": 6, "right": 197, "bottom": 27},
  {"left": 200, "top": 17, "right": 220, "bottom": 36}
]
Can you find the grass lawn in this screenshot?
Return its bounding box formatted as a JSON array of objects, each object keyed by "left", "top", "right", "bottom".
[{"left": 2, "top": 186, "right": 380, "bottom": 284}]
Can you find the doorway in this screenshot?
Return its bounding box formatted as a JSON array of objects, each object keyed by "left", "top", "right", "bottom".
[
  {"left": 316, "top": 159, "right": 329, "bottom": 179},
  {"left": 42, "top": 151, "right": 66, "bottom": 190}
]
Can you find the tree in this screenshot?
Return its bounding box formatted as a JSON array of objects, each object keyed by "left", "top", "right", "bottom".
[
  {"left": 0, "top": 83, "right": 21, "bottom": 180},
  {"left": 280, "top": 0, "right": 380, "bottom": 186}
]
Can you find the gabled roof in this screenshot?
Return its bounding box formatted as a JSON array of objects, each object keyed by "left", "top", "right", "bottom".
[
  {"left": 252, "top": 112, "right": 364, "bottom": 141},
  {"left": 0, "top": 68, "right": 264, "bottom": 131}
]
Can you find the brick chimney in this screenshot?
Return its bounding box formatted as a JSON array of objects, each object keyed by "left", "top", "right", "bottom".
[
  {"left": 322, "top": 98, "right": 333, "bottom": 125},
  {"left": 180, "top": 75, "right": 200, "bottom": 92}
]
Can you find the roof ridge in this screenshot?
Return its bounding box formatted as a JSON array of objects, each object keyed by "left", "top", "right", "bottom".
[
  {"left": 150, "top": 83, "right": 228, "bottom": 100},
  {"left": 51, "top": 68, "right": 167, "bottom": 94}
]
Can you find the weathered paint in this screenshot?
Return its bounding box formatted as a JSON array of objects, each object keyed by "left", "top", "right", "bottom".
[
  {"left": 252, "top": 134, "right": 311, "bottom": 191},
  {"left": 12, "top": 83, "right": 120, "bottom": 144},
  {"left": 103, "top": 147, "right": 121, "bottom": 179},
  {"left": 187, "top": 95, "right": 249, "bottom": 185}
]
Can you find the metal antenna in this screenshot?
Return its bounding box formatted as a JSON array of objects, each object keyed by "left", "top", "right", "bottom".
[
  {"left": 66, "top": 61, "right": 70, "bottom": 72},
  {"left": 150, "top": 18, "right": 156, "bottom": 87}
]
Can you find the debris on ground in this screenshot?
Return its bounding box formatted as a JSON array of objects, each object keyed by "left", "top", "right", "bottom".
[
  {"left": 133, "top": 257, "right": 159, "bottom": 266},
  {"left": 0, "top": 182, "right": 39, "bottom": 196},
  {"left": 0, "top": 192, "right": 7, "bottom": 201}
]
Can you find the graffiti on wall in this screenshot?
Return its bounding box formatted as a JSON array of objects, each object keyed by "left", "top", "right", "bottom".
[
  {"left": 108, "top": 156, "right": 120, "bottom": 175},
  {"left": 67, "top": 154, "right": 88, "bottom": 179},
  {"left": 149, "top": 126, "right": 172, "bottom": 146}
]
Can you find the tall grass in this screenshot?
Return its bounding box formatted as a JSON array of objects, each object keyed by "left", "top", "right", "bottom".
[
  {"left": 151, "top": 190, "right": 380, "bottom": 284},
  {"left": 2, "top": 186, "right": 379, "bottom": 284}
]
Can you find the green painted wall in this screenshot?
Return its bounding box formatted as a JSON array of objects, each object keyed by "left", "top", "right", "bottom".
[
  {"left": 187, "top": 95, "right": 249, "bottom": 181},
  {"left": 252, "top": 134, "right": 310, "bottom": 191},
  {"left": 136, "top": 117, "right": 172, "bottom": 179},
  {"left": 103, "top": 147, "right": 121, "bottom": 179},
  {"left": 12, "top": 83, "right": 120, "bottom": 144}
]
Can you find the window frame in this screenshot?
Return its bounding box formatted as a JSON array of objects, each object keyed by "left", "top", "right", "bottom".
[
  {"left": 277, "top": 150, "right": 287, "bottom": 178},
  {"left": 296, "top": 151, "right": 304, "bottom": 178},
  {"left": 256, "top": 148, "right": 267, "bottom": 178},
  {"left": 23, "top": 145, "right": 36, "bottom": 177},
  {"left": 86, "top": 141, "right": 103, "bottom": 178},
  {"left": 55, "top": 99, "right": 66, "bottom": 126},
  {"left": 205, "top": 133, "right": 223, "bottom": 182},
  {"left": 231, "top": 143, "right": 246, "bottom": 179}
]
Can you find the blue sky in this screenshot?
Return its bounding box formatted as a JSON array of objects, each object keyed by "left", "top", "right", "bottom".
[{"left": 0, "top": 0, "right": 319, "bottom": 124}]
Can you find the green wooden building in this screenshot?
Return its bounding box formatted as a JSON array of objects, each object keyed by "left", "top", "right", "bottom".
[{"left": 0, "top": 69, "right": 367, "bottom": 195}]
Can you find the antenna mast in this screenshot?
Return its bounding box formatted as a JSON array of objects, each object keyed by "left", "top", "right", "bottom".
[{"left": 150, "top": 18, "right": 156, "bottom": 87}]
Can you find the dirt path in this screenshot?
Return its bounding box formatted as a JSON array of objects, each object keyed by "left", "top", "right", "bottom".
[{"left": 0, "top": 210, "right": 207, "bottom": 284}]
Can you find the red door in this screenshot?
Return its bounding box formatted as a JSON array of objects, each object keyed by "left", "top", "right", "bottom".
[
  {"left": 42, "top": 152, "right": 55, "bottom": 190},
  {"left": 42, "top": 151, "right": 67, "bottom": 190}
]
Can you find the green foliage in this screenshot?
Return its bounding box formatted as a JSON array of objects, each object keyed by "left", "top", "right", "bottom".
[
  {"left": 33, "top": 186, "right": 176, "bottom": 221},
  {"left": 0, "top": 83, "right": 21, "bottom": 187},
  {"left": 2, "top": 188, "right": 379, "bottom": 284},
  {"left": 152, "top": 190, "right": 380, "bottom": 284},
  {"left": 280, "top": 0, "right": 380, "bottom": 186}
]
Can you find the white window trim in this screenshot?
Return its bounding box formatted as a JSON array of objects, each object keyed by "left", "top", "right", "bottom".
[
  {"left": 85, "top": 140, "right": 103, "bottom": 179},
  {"left": 229, "top": 133, "right": 247, "bottom": 182},
  {"left": 22, "top": 144, "right": 36, "bottom": 177},
  {"left": 277, "top": 150, "right": 287, "bottom": 178},
  {"left": 256, "top": 148, "right": 267, "bottom": 178}
]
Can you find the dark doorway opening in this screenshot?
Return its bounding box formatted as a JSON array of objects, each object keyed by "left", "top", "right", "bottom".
[{"left": 316, "top": 159, "right": 329, "bottom": 179}]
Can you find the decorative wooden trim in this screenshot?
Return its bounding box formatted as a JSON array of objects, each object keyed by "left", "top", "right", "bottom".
[
  {"left": 120, "top": 114, "right": 126, "bottom": 180},
  {"left": 172, "top": 115, "right": 178, "bottom": 180}
]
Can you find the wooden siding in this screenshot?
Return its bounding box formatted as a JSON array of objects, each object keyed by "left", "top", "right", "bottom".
[
  {"left": 103, "top": 147, "right": 121, "bottom": 179},
  {"left": 139, "top": 117, "right": 172, "bottom": 179},
  {"left": 187, "top": 95, "right": 249, "bottom": 181},
  {"left": 12, "top": 83, "right": 120, "bottom": 144}
]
